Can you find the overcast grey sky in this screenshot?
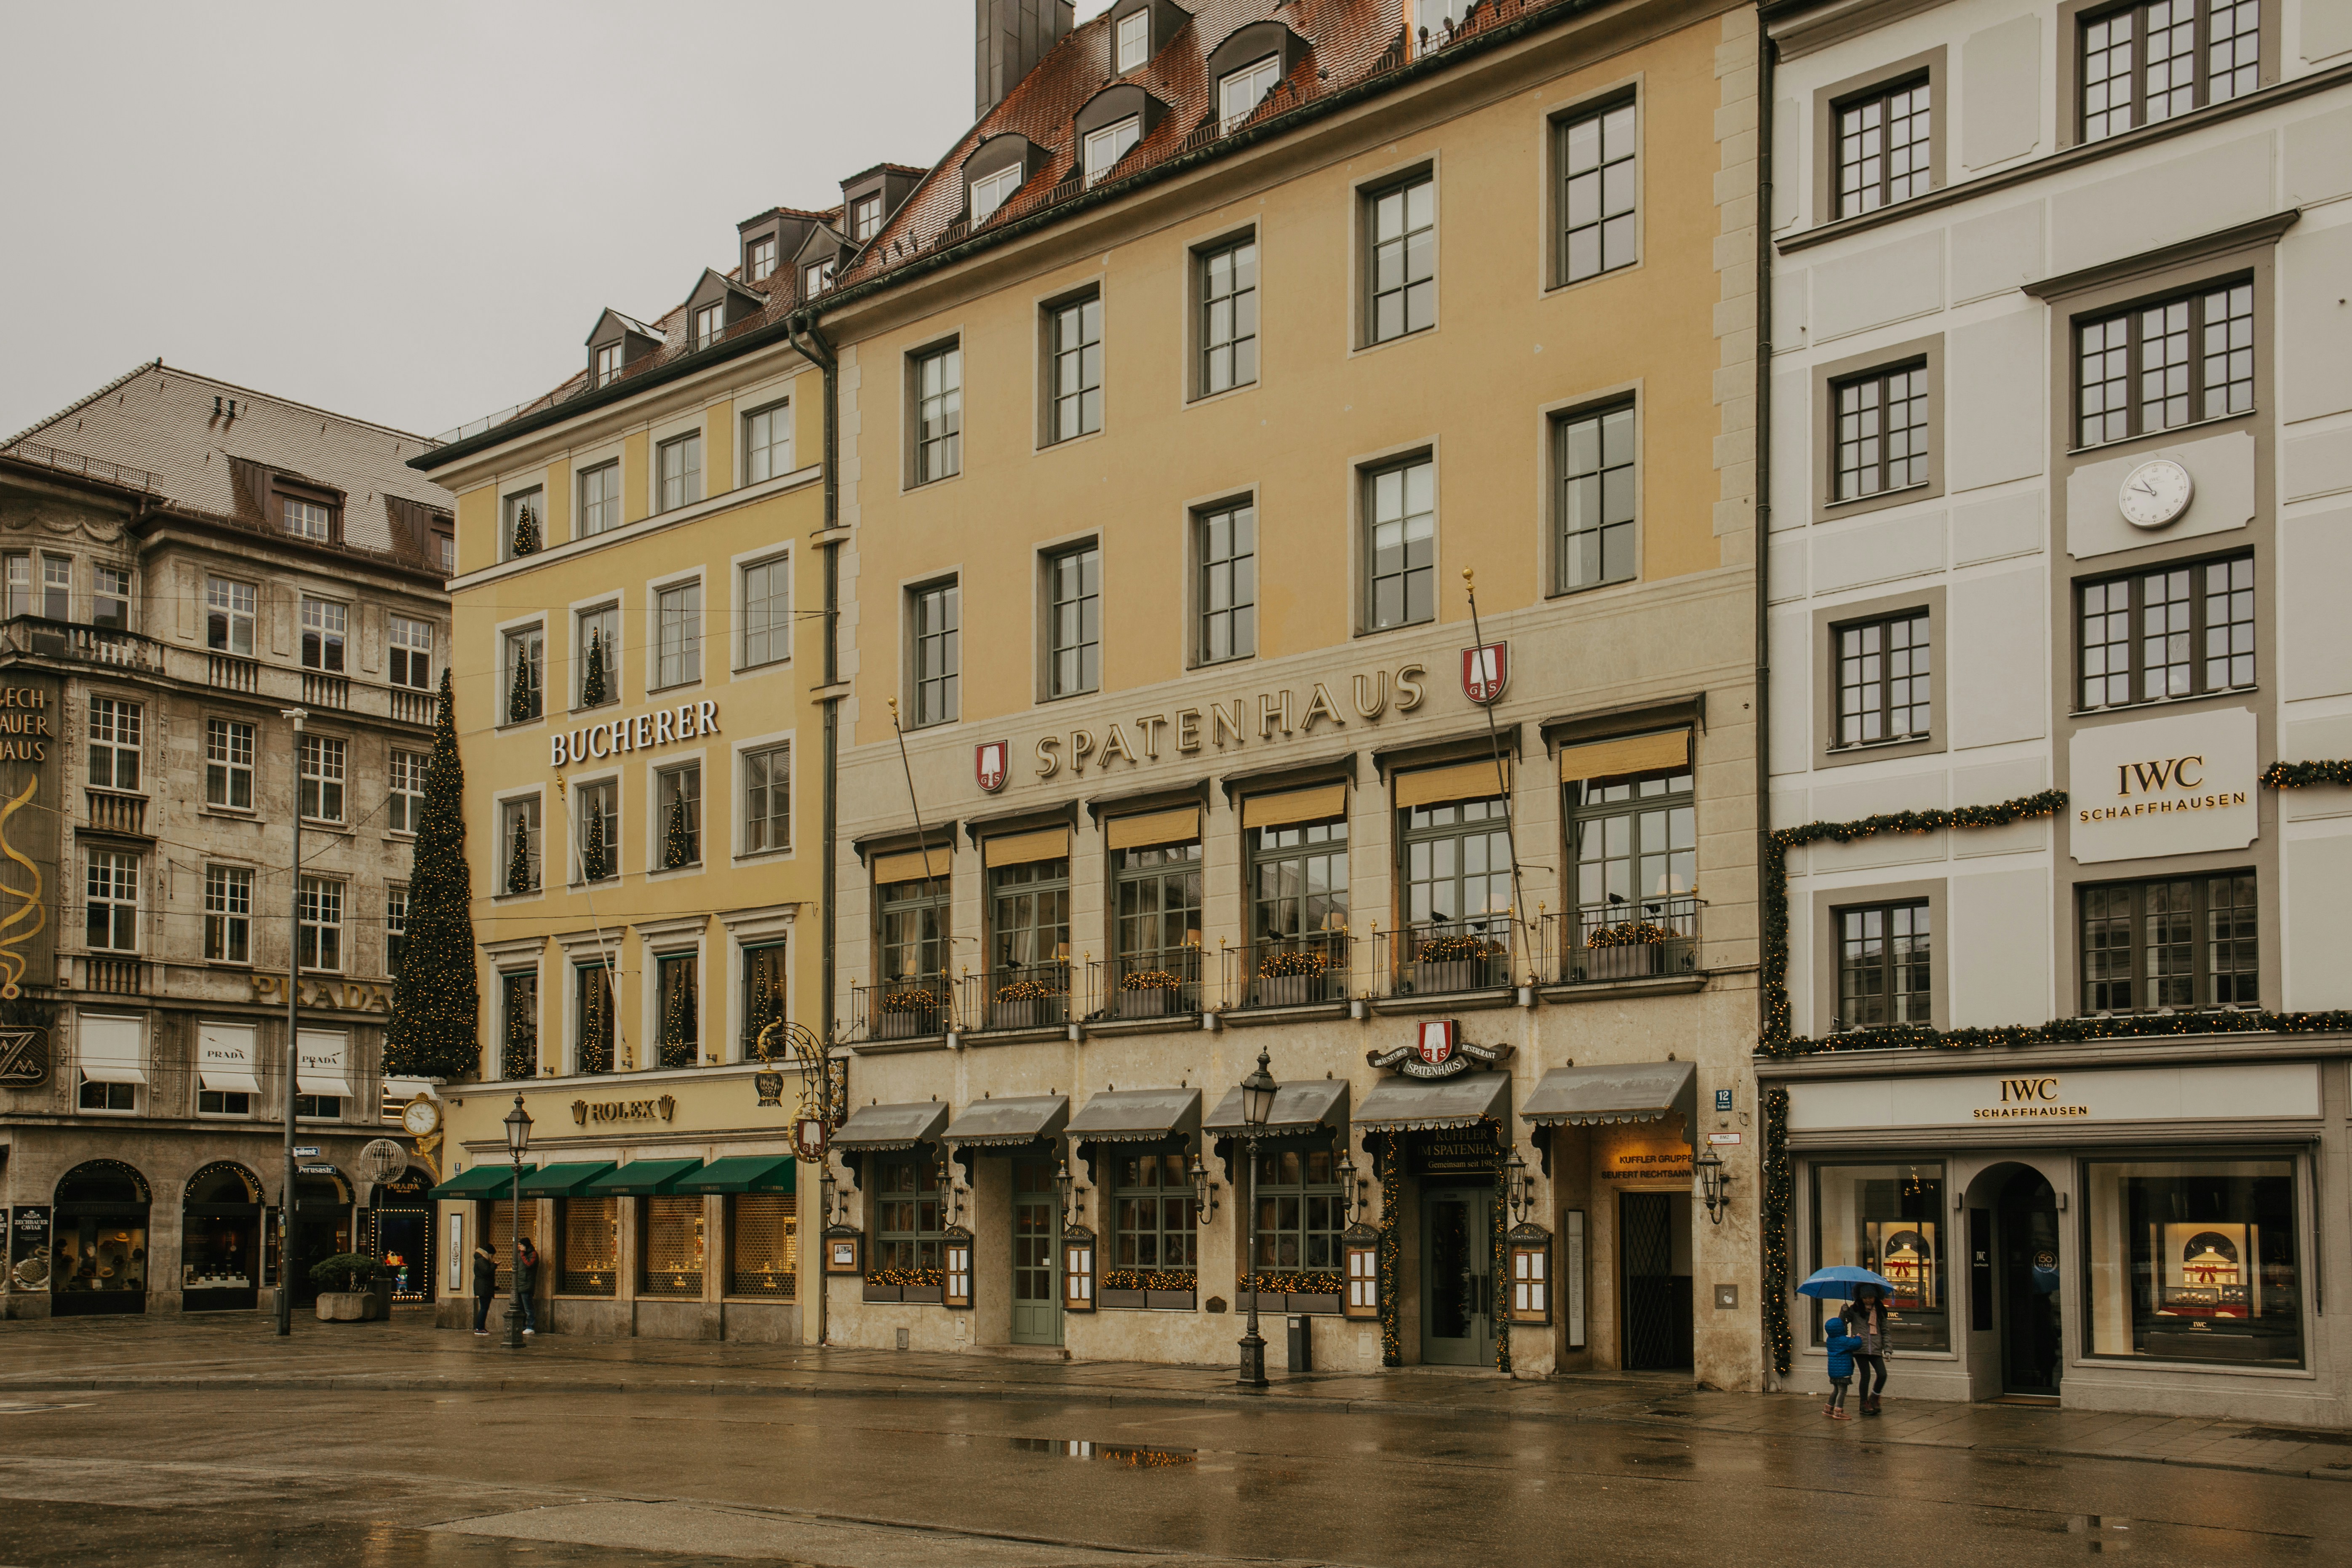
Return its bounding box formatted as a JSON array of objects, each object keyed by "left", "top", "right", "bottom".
[{"left": 1, "top": 0, "right": 1115, "bottom": 445}]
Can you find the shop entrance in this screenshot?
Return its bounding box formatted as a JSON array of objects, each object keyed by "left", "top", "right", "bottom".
[
  {"left": 1619, "top": 1191, "right": 1694, "bottom": 1370},
  {"left": 373, "top": 1167, "right": 434, "bottom": 1304},
  {"left": 1010, "top": 1156, "right": 1062, "bottom": 1346},
  {"left": 1420, "top": 1185, "right": 1494, "bottom": 1365},
  {"left": 1996, "top": 1167, "right": 2062, "bottom": 1395},
  {"left": 51, "top": 1161, "right": 150, "bottom": 1316},
  {"left": 181, "top": 1163, "right": 262, "bottom": 1311},
  {"left": 288, "top": 1174, "right": 352, "bottom": 1309}
]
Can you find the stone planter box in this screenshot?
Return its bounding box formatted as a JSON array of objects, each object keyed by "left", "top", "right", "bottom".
[
  {"left": 1237, "top": 1289, "right": 1343, "bottom": 1316},
  {"left": 902, "top": 1285, "right": 945, "bottom": 1304},
  {"left": 1100, "top": 1288, "right": 1149, "bottom": 1309},
  {"left": 1255, "top": 974, "right": 1321, "bottom": 1008},
  {"left": 862, "top": 1283, "right": 902, "bottom": 1304},
  {"left": 989, "top": 999, "right": 1044, "bottom": 1031},
  {"left": 1413, "top": 959, "right": 1482, "bottom": 995},
  {"left": 314, "top": 1291, "right": 380, "bottom": 1322},
  {"left": 1116, "top": 987, "right": 1175, "bottom": 1020},
  {"left": 1582, "top": 944, "right": 1664, "bottom": 981},
  {"left": 1102, "top": 1288, "right": 1199, "bottom": 1311},
  {"left": 877, "top": 1009, "right": 940, "bottom": 1040}
]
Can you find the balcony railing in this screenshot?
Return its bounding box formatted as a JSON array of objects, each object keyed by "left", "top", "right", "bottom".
[
  {"left": 208, "top": 653, "right": 258, "bottom": 692},
  {"left": 389, "top": 687, "right": 436, "bottom": 726},
  {"left": 1375, "top": 916, "right": 1519, "bottom": 999},
  {"left": 1087, "top": 944, "right": 1206, "bottom": 1023},
  {"left": 84, "top": 789, "right": 147, "bottom": 837},
  {"left": 1544, "top": 895, "right": 1703, "bottom": 987},
  {"left": 1225, "top": 931, "right": 1356, "bottom": 1011},
  {"left": 854, "top": 971, "right": 952, "bottom": 1042},
  {"left": 0, "top": 617, "right": 161, "bottom": 672},
  {"left": 301, "top": 671, "right": 350, "bottom": 710},
  {"left": 960, "top": 961, "right": 1072, "bottom": 1034},
  {"left": 80, "top": 955, "right": 145, "bottom": 995}
]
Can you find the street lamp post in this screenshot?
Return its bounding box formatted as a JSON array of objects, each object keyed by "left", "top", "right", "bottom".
[
  {"left": 275, "top": 706, "right": 307, "bottom": 1339},
  {"left": 1236, "top": 1046, "right": 1277, "bottom": 1390},
  {"left": 502, "top": 1095, "right": 532, "bottom": 1350}
]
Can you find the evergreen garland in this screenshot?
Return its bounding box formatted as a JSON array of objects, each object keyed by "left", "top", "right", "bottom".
[
  {"left": 663, "top": 785, "right": 694, "bottom": 869},
  {"left": 507, "top": 643, "right": 538, "bottom": 725},
  {"left": 2261, "top": 759, "right": 2352, "bottom": 789},
  {"left": 384, "top": 669, "right": 481, "bottom": 1080},
  {"left": 580, "top": 802, "right": 608, "bottom": 883},
  {"left": 506, "top": 812, "right": 534, "bottom": 895},
  {"left": 580, "top": 630, "right": 608, "bottom": 708},
  {"left": 510, "top": 500, "right": 540, "bottom": 557},
  {"left": 1377, "top": 1130, "right": 1402, "bottom": 1368},
  {"left": 659, "top": 964, "right": 697, "bottom": 1069},
  {"left": 1761, "top": 1087, "right": 1792, "bottom": 1375},
  {"left": 1492, "top": 1153, "right": 1511, "bottom": 1374}
]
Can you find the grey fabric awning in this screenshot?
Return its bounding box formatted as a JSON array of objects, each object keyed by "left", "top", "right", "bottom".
[
  {"left": 832, "top": 1100, "right": 951, "bottom": 1151},
  {"left": 1354, "top": 1070, "right": 1510, "bottom": 1131},
  {"left": 1067, "top": 1087, "right": 1202, "bottom": 1144},
  {"left": 942, "top": 1095, "right": 1070, "bottom": 1148},
  {"left": 1521, "top": 1061, "right": 1697, "bottom": 1145},
  {"left": 1204, "top": 1077, "right": 1349, "bottom": 1137}
]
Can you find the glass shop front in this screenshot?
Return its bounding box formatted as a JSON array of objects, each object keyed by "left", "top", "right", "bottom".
[{"left": 181, "top": 1162, "right": 263, "bottom": 1311}]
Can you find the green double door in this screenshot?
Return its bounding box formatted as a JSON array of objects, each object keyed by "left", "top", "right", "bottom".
[
  {"left": 1421, "top": 1186, "right": 1494, "bottom": 1366},
  {"left": 1011, "top": 1156, "right": 1062, "bottom": 1346}
]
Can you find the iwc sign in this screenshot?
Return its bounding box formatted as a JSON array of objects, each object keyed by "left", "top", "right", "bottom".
[{"left": 2068, "top": 707, "right": 2256, "bottom": 863}]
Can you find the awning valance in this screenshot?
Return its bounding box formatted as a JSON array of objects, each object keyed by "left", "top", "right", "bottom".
[
  {"left": 1354, "top": 1070, "right": 1510, "bottom": 1131},
  {"left": 197, "top": 1023, "right": 261, "bottom": 1097},
  {"left": 873, "top": 845, "right": 951, "bottom": 885},
  {"left": 1239, "top": 783, "right": 1346, "bottom": 831},
  {"left": 673, "top": 1154, "right": 798, "bottom": 1194},
  {"left": 982, "top": 828, "right": 1068, "bottom": 868},
  {"left": 1556, "top": 729, "right": 1690, "bottom": 783},
  {"left": 77, "top": 1014, "right": 146, "bottom": 1085},
  {"left": 1395, "top": 759, "right": 1510, "bottom": 809},
  {"left": 1068, "top": 1087, "right": 1202, "bottom": 1144},
  {"left": 584, "top": 1158, "right": 702, "bottom": 1196},
  {"left": 426, "top": 1165, "right": 536, "bottom": 1200},
  {"left": 1105, "top": 807, "right": 1199, "bottom": 852},
  {"left": 296, "top": 1029, "right": 354, "bottom": 1100},
  {"left": 943, "top": 1094, "right": 1070, "bottom": 1147},
  {"left": 1521, "top": 1060, "right": 1697, "bottom": 1145},
  {"left": 518, "top": 1160, "right": 617, "bottom": 1197},
  {"left": 1204, "top": 1077, "right": 1349, "bottom": 1137},
  {"left": 833, "top": 1101, "right": 951, "bottom": 1151}
]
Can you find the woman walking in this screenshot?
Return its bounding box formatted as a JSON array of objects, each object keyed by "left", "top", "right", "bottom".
[
  {"left": 1850, "top": 1282, "right": 1891, "bottom": 1416},
  {"left": 513, "top": 1237, "right": 541, "bottom": 1336},
  {"left": 471, "top": 1243, "right": 499, "bottom": 1336}
]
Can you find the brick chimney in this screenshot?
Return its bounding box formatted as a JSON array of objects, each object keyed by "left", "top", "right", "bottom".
[{"left": 975, "top": 0, "right": 1075, "bottom": 121}]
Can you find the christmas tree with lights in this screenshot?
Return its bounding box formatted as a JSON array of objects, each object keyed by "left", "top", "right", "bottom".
[{"left": 385, "top": 669, "right": 481, "bottom": 1079}]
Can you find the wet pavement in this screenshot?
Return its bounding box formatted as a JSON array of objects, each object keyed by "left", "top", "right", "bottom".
[{"left": 0, "top": 1312, "right": 2347, "bottom": 1565}]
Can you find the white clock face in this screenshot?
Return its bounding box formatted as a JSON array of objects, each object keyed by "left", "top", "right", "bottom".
[
  {"left": 2119, "top": 459, "right": 2194, "bottom": 530},
  {"left": 401, "top": 1097, "right": 440, "bottom": 1136}
]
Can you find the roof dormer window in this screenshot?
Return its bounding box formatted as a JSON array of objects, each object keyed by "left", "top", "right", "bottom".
[
  {"left": 972, "top": 165, "right": 1022, "bottom": 224},
  {"left": 852, "top": 193, "right": 883, "bottom": 242},
  {"left": 803, "top": 259, "right": 834, "bottom": 297},
  {"left": 1083, "top": 117, "right": 1141, "bottom": 186},
  {"left": 1220, "top": 54, "right": 1281, "bottom": 133},
  {"left": 694, "top": 302, "right": 725, "bottom": 350},
  {"left": 748, "top": 236, "right": 777, "bottom": 282},
  {"left": 595, "top": 342, "right": 622, "bottom": 388},
  {"left": 284, "top": 498, "right": 331, "bottom": 542},
  {"left": 1116, "top": 8, "right": 1149, "bottom": 71}
]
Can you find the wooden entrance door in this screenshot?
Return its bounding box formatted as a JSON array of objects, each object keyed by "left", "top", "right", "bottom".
[{"left": 1011, "top": 1157, "right": 1062, "bottom": 1345}]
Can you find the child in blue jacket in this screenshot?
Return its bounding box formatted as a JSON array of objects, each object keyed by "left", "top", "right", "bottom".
[{"left": 1823, "top": 1314, "right": 1863, "bottom": 1420}]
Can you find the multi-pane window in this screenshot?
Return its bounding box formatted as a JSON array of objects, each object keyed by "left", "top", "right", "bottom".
[
  {"left": 1836, "top": 902, "right": 1933, "bottom": 1029},
  {"left": 500, "top": 796, "right": 542, "bottom": 894},
  {"left": 1047, "top": 545, "right": 1101, "bottom": 697},
  {"left": 387, "top": 749, "right": 427, "bottom": 833},
  {"left": 594, "top": 343, "right": 622, "bottom": 388},
  {"left": 299, "top": 876, "right": 344, "bottom": 971},
  {"left": 1367, "top": 175, "right": 1435, "bottom": 344},
  {"left": 1569, "top": 768, "right": 1696, "bottom": 911},
  {"left": 693, "top": 302, "right": 724, "bottom": 350},
  {"left": 657, "top": 433, "right": 702, "bottom": 512},
  {"left": 851, "top": 192, "right": 882, "bottom": 241},
  {"left": 990, "top": 858, "right": 1070, "bottom": 978},
  {"left": 1112, "top": 1150, "right": 1196, "bottom": 1271},
  {"left": 747, "top": 235, "right": 777, "bottom": 283},
  {"left": 744, "top": 940, "right": 790, "bottom": 1053},
  {"left": 1083, "top": 118, "right": 1141, "bottom": 186},
  {"left": 502, "top": 972, "right": 539, "bottom": 1080},
  {"left": 577, "top": 461, "right": 620, "bottom": 537},
  {"left": 2077, "top": 280, "right": 2254, "bottom": 447},
  {"left": 802, "top": 259, "right": 834, "bottom": 297},
  {"left": 874, "top": 1156, "right": 944, "bottom": 1270},
  {"left": 1047, "top": 295, "right": 1103, "bottom": 442},
  {"left": 1559, "top": 98, "right": 1637, "bottom": 283},
  {"left": 1834, "top": 363, "right": 1930, "bottom": 500},
  {"left": 40, "top": 555, "right": 69, "bottom": 619},
  {"left": 1836, "top": 80, "right": 1931, "bottom": 217},
  {"left": 1834, "top": 611, "right": 1933, "bottom": 746},
  {"left": 0, "top": 553, "right": 25, "bottom": 617},
  {"left": 299, "top": 598, "right": 346, "bottom": 673},
  {"left": 299, "top": 735, "right": 346, "bottom": 823},
  {"left": 1116, "top": 7, "right": 1149, "bottom": 70},
  {"left": 91, "top": 565, "right": 129, "bottom": 630},
  {"left": 742, "top": 555, "right": 789, "bottom": 668},
  {"left": 385, "top": 886, "right": 408, "bottom": 972},
  {"left": 2077, "top": 554, "right": 2255, "bottom": 708},
  {"left": 1403, "top": 797, "right": 1514, "bottom": 939},
  {"left": 576, "top": 960, "right": 615, "bottom": 1075},
  {"left": 575, "top": 779, "right": 617, "bottom": 882},
  {"left": 86, "top": 697, "right": 141, "bottom": 791},
  {"left": 744, "top": 743, "right": 790, "bottom": 854},
  {"left": 1250, "top": 1145, "right": 1344, "bottom": 1275},
  {"left": 657, "top": 764, "right": 702, "bottom": 868},
  {"left": 1197, "top": 502, "right": 1256, "bottom": 662},
  {"left": 204, "top": 718, "right": 254, "bottom": 809},
  {"left": 656, "top": 580, "right": 702, "bottom": 688},
  {"left": 1251, "top": 820, "right": 1349, "bottom": 956},
  {"left": 502, "top": 489, "right": 542, "bottom": 558},
  {"left": 971, "top": 164, "right": 1022, "bottom": 224},
  {"left": 576, "top": 604, "right": 618, "bottom": 706},
  {"left": 206, "top": 577, "right": 256, "bottom": 656},
  {"left": 655, "top": 951, "right": 699, "bottom": 1069},
  {"left": 1115, "top": 842, "right": 1202, "bottom": 972},
  {"left": 434, "top": 532, "right": 454, "bottom": 574},
  {"left": 2081, "top": 873, "right": 2259, "bottom": 1012},
  {"left": 913, "top": 344, "right": 962, "bottom": 483},
  {"left": 1557, "top": 403, "right": 1635, "bottom": 590},
  {"left": 878, "top": 874, "right": 949, "bottom": 996},
  {"left": 284, "top": 498, "right": 331, "bottom": 541},
  {"left": 744, "top": 401, "right": 792, "bottom": 483},
  {"left": 85, "top": 850, "right": 138, "bottom": 951},
  {"left": 2082, "top": 0, "right": 2260, "bottom": 143},
  {"left": 502, "top": 626, "right": 544, "bottom": 722},
  {"left": 911, "top": 580, "right": 960, "bottom": 725},
  {"left": 1198, "top": 237, "right": 1258, "bottom": 396},
  {"left": 1220, "top": 54, "right": 1281, "bottom": 132},
  {"left": 387, "top": 615, "right": 432, "bottom": 689},
  {"left": 1366, "top": 458, "right": 1435, "bottom": 630}
]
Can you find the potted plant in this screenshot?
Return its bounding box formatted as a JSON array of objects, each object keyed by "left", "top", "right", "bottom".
[
  {"left": 1256, "top": 947, "right": 1329, "bottom": 1009},
  {"left": 865, "top": 1265, "right": 946, "bottom": 1304},
  {"left": 1118, "top": 968, "right": 1182, "bottom": 1018},
  {"left": 990, "top": 976, "right": 1057, "bottom": 1031},
  {"left": 309, "top": 1252, "right": 382, "bottom": 1322},
  {"left": 1412, "top": 932, "right": 1500, "bottom": 996},
  {"left": 878, "top": 985, "right": 940, "bottom": 1039},
  {"left": 1582, "top": 919, "right": 1671, "bottom": 982},
  {"left": 1102, "top": 1266, "right": 1198, "bottom": 1310}
]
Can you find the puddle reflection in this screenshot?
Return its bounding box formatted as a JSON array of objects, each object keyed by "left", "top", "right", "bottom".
[{"left": 1009, "top": 1437, "right": 1197, "bottom": 1467}]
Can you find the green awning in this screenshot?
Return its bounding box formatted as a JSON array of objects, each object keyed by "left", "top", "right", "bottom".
[
  {"left": 584, "top": 1158, "right": 703, "bottom": 1197},
  {"left": 517, "top": 1161, "right": 616, "bottom": 1197},
  {"left": 425, "top": 1164, "right": 535, "bottom": 1200},
  {"left": 673, "top": 1154, "right": 798, "bottom": 1195}
]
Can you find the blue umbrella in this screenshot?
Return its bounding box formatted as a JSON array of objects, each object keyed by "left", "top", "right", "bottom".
[{"left": 1799, "top": 1265, "right": 1895, "bottom": 1301}]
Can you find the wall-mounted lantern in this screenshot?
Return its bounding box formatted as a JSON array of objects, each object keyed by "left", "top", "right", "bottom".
[{"left": 1694, "top": 1143, "right": 1731, "bottom": 1225}]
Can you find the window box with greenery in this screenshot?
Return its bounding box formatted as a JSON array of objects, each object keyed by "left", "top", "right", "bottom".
[
  {"left": 1255, "top": 945, "right": 1334, "bottom": 1008},
  {"left": 989, "top": 974, "right": 1064, "bottom": 1032},
  {"left": 878, "top": 983, "right": 944, "bottom": 1039}
]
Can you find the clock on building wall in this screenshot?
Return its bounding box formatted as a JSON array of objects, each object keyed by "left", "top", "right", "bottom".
[
  {"left": 2118, "top": 459, "right": 2194, "bottom": 530},
  {"left": 400, "top": 1095, "right": 442, "bottom": 1138}
]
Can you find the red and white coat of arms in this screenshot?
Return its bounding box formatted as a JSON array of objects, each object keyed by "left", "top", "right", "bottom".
[
  {"left": 1417, "top": 1020, "right": 1457, "bottom": 1067},
  {"left": 1462, "top": 642, "right": 1508, "bottom": 704},
  {"left": 975, "top": 740, "right": 1009, "bottom": 793}
]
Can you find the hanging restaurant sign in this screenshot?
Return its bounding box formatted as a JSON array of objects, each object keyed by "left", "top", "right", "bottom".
[{"left": 1367, "top": 1020, "right": 1511, "bottom": 1081}]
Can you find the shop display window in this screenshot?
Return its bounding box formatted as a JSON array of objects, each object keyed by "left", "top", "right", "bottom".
[
  {"left": 874, "top": 1155, "right": 944, "bottom": 1270},
  {"left": 181, "top": 1164, "right": 259, "bottom": 1294},
  {"left": 558, "top": 1197, "right": 618, "bottom": 1296},
  {"left": 1112, "top": 1149, "right": 1197, "bottom": 1272},
  {"left": 1251, "top": 1143, "right": 1345, "bottom": 1276},
  {"left": 2086, "top": 1159, "right": 2302, "bottom": 1367},
  {"left": 638, "top": 1195, "right": 705, "bottom": 1298},
  {"left": 1811, "top": 1162, "right": 1947, "bottom": 1349},
  {"left": 482, "top": 1197, "right": 538, "bottom": 1293},
  {"left": 726, "top": 1194, "right": 796, "bottom": 1298}
]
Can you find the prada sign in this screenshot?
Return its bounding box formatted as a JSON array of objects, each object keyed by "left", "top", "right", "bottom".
[{"left": 2069, "top": 707, "right": 2256, "bottom": 864}]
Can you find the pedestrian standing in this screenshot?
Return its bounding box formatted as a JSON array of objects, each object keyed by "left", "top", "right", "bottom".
[
  {"left": 513, "top": 1237, "right": 540, "bottom": 1336},
  {"left": 471, "top": 1244, "right": 498, "bottom": 1336},
  {"left": 1821, "top": 1312, "right": 1861, "bottom": 1420},
  {"left": 1851, "top": 1284, "right": 1891, "bottom": 1416}
]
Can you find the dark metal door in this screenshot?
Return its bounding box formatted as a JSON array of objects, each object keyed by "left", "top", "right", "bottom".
[
  {"left": 1011, "top": 1157, "right": 1061, "bottom": 1345},
  {"left": 1619, "top": 1191, "right": 1693, "bottom": 1369},
  {"left": 1420, "top": 1186, "right": 1492, "bottom": 1366},
  {"left": 1998, "top": 1169, "right": 2063, "bottom": 1394}
]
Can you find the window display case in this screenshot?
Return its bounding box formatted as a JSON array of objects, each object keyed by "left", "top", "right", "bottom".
[
  {"left": 2086, "top": 1158, "right": 2301, "bottom": 1366},
  {"left": 726, "top": 1194, "right": 796, "bottom": 1298},
  {"left": 638, "top": 1196, "right": 704, "bottom": 1298},
  {"left": 181, "top": 1162, "right": 261, "bottom": 1310},
  {"left": 558, "top": 1197, "right": 618, "bottom": 1296},
  {"left": 1811, "top": 1161, "right": 1947, "bottom": 1349}
]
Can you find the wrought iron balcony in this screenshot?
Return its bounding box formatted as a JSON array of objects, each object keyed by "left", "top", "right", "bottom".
[
  {"left": 1544, "top": 895, "right": 1703, "bottom": 986},
  {"left": 960, "top": 961, "right": 1072, "bottom": 1034},
  {"left": 855, "top": 971, "right": 952, "bottom": 1042},
  {"left": 1375, "top": 916, "right": 1519, "bottom": 999},
  {"left": 1224, "top": 930, "right": 1355, "bottom": 1011},
  {"left": 1086, "top": 943, "right": 1206, "bottom": 1023}
]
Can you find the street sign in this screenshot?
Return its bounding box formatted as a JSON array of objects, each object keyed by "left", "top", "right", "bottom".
[
  {"left": 294, "top": 1145, "right": 321, "bottom": 1157},
  {"left": 1707, "top": 1132, "right": 1742, "bottom": 1145},
  {"left": 1713, "top": 1089, "right": 1733, "bottom": 1113}
]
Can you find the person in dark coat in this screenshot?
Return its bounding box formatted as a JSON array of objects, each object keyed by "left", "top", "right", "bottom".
[
  {"left": 1850, "top": 1284, "right": 1892, "bottom": 1416},
  {"left": 471, "top": 1245, "right": 498, "bottom": 1335},
  {"left": 513, "top": 1237, "right": 540, "bottom": 1335}
]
